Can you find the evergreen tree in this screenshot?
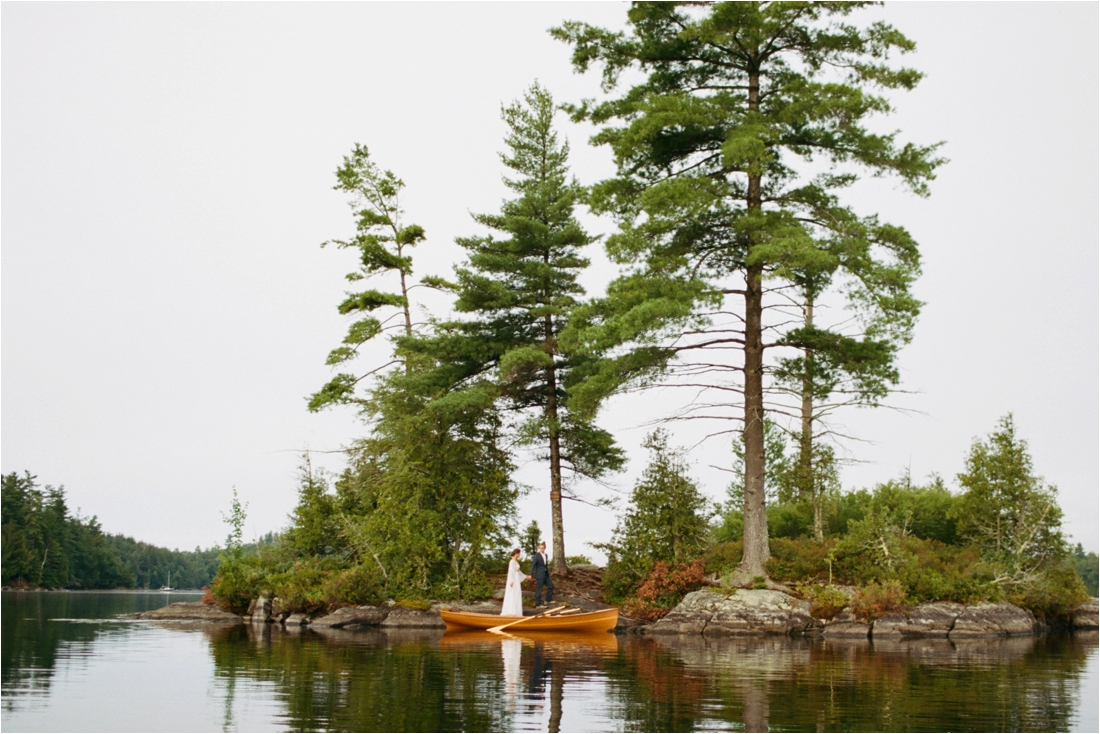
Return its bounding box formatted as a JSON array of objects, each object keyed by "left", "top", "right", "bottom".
[
  {"left": 285, "top": 455, "right": 342, "bottom": 558},
  {"left": 336, "top": 361, "right": 518, "bottom": 597},
  {"left": 600, "top": 430, "right": 711, "bottom": 599},
  {"left": 417, "top": 83, "right": 623, "bottom": 572},
  {"left": 951, "top": 414, "right": 1068, "bottom": 587},
  {"left": 520, "top": 520, "right": 542, "bottom": 557},
  {"left": 309, "top": 145, "right": 430, "bottom": 411},
  {"left": 553, "top": 2, "right": 940, "bottom": 578}
]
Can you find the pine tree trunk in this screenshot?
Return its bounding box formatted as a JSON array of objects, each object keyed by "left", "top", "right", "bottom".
[
  {"left": 545, "top": 315, "right": 567, "bottom": 573},
  {"left": 741, "top": 261, "right": 769, "bottom": 578},
  {"left": 799, "top": 290, "right": 814, "bottom": 501},
  {"left": 739, "top": 67, "right": 770, "bottom": 580}
]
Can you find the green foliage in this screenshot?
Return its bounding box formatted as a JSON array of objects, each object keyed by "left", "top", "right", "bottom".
[
  {"left": 106, "top": 535, "right": 220, "bottom": 589},
  {"left": 1, "top": 472, "right": 133, "bottom": 589},
  {"left": 412, "top": 82, "right": 623, "bottom": 567},
  {"left": 310, "top": 144, "right": 430, "bottom": 412},
  {"left": 1072, "top": 544, "right": 1098, "bottom": 597},
  {"left": 766, "top": 538, "right": 833, "bottom": 583},
  {"left": 333, "top": 360, "right": 519, "bottom": 600},
  {"left": 1008, "top": 562, "right": 1089, "bottom": 621},
  {"left": 703, "top": 540, "right": 743, "bottom": 578},
  {"left": 553, "top": 0, "right": 941, "bottom": 579},
  {"left": 519, "top": 520, "right": 541, "bottom": 557},
  {"left": 601, "top": 431, "right": 712, "bottom": 601},
  {"left": 951, "top": 415, "right": 1069, "bottom": 591},
  {"left": 284, "top": 458, "right": 344, "bottom": 558},
  {"left": 803, "top": 584, "right": 849, "bottom": 620}
]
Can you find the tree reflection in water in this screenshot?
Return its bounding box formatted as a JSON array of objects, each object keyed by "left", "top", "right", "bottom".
[{"left": 198, "top": 624, "right": 1096, "bottom": 732}]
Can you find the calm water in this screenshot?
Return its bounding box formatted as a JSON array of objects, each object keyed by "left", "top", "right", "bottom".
[{"left": 2, "top": 591, "right": 1097, "bottom": 732}]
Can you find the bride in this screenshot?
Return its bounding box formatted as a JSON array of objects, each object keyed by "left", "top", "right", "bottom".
[{"left": 500, "top": 548, "right": 530, "bottom": 617}]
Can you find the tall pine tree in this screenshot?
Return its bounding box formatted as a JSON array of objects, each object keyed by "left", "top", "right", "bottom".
[
  {"left": 417, "top": 83, "right": 623, "bottom": 572},
  {"left": 309, "top": 145, "right": 429, "bottom": 412},
  {"left": 554, "top": 3, "right": 941, "bottom": 579}
]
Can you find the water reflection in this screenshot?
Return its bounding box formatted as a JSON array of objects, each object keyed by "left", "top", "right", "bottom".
[
  {"left": 1, "top": 590, "right": 200, "bottom": 708},
  {"left": 634, "top": 633, "right": 1094, "bottom": 732},
  {"left": 2, "top": 592, "right": 1097, "bottom": 732}
]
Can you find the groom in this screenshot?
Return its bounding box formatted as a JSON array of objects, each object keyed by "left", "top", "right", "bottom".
[{"left": 530, "top": 541, "right": 555, "bottom": 607}]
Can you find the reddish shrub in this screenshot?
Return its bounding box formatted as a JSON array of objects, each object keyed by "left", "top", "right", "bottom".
[
  {"left": 200, "top": 586, "right": 215, "bottom": 605},
  {"left": 850, "top": 580, "right": 907, "bottom": 621},
  {"left": 622, "top": 558, "right": 706, "bottom": 622}
]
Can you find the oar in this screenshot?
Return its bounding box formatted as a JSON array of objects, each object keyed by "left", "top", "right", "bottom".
[
  {"left": 488, "top": 605, "right": 565, "bottom": 634},
  {"left": 544, "top": 607, "right": 580, "bottom": 616}
]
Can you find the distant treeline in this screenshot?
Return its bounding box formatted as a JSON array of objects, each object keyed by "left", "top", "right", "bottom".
[{"left": 2, "top": 472, "right": 221, "bottom": 589}]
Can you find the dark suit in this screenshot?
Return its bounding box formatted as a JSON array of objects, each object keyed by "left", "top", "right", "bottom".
[{"left": 530, "top": 552, "right": 554, "bottom": 605}]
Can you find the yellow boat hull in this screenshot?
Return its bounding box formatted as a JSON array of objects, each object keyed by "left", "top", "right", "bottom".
[{"left": 439, "top": 608, "right": 619, "bottom": 634}]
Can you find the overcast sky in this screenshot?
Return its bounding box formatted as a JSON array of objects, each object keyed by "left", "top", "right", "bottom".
[{"left": 3, "top": 2, "right": 1097, "bottom": 559}]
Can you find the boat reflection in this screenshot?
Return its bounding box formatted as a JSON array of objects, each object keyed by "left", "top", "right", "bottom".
[{"left": 441, "top": 630, "right": 618, "bottom": 732}]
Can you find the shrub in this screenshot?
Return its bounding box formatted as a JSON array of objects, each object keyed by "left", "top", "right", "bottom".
[
  {"left": 210, "top": 554, "right": 265, "bottom": 614},
  {"left": 324, "top": 564, "right": 386, "bottom": 607},
  {"left": 200, "top": 586, "right": 215, "bottom": 605},
  {"left": 703, "top": 540, "right": 743, "bottom": 577},
  {"left": 269, "top": 561, "right": 337, "bottom": 614},
  {"left": 622, "top": 558, "right": 706, "bottom": 622},
  {"left": 767, "top": 502, "right": 814, "bottom": 539},
  {"left": 566, "top": 555, "right": 593, "bottom": 565},
  {"left": 804, "top": 585, "right": 849, "bottom": 620},
  {"left": 766, "top": 537, "right": 832, "bottom": 582},
  {"left": 850, "top": 580, "right": 907, "bottom": 621},
  {"left": 395, "top": 597, "right": 431, "bottom": 610},
  {"left": 1010, "top": 562, "right": 1090, "bottom": 621}
]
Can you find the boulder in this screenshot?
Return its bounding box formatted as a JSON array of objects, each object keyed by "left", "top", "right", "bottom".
[
  {"left": 310, "top": 605, "right": 389, "bottom": 628},
  {"left": 1072, "top": 598, "right": 1099, "bottom": 630},
  {"left": 645, "top": 590, "right": 722, "bottom": 635},
  {"left": 250, "top": 595, "right": 272, "bottom": 625},
  {"left": 872, "top": 602, "right": 965, "bottom": 638},
  {"left": 381, "top": 606, "right": 446, "bottom": 629},
  {"left": 949, "top": 603, "right": 1036, "bottom": 637},
  {"left": 822, "top": 610, "right": 871, "bottom": 639},
  {"left": 136, "top": 602, "right": 243, "bottom": 624},
  {"left": 646, "top": 589, "right": 819, "bottom": 637},
  {"left": 284, "top": 613, "right": 310, "bottom": 626}
]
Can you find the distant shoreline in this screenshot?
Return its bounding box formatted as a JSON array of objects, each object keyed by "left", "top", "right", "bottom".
[{"left": 1, "top": 587, "right": 205, "bottom": 594}]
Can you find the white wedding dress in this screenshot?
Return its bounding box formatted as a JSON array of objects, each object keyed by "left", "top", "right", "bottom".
[{"left": 500, "top": 558, "right": 526, "bottom": 616}]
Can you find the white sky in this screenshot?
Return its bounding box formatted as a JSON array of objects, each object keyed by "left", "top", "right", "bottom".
[{"left": 3, "top": 2, "right": 1097, "bottom": 558}]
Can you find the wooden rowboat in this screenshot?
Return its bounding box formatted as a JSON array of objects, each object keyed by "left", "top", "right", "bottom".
[{"left": 440, "top": 607, "right": 619, "bottom": 634}]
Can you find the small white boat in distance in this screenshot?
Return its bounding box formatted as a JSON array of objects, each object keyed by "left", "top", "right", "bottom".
[{"left": 159, "top": 571, "right": 173, "bottom": 592}]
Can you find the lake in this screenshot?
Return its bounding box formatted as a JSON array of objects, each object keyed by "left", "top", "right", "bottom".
[{"left": 2, "top": 591, "right": 1097, "bottom": 732}]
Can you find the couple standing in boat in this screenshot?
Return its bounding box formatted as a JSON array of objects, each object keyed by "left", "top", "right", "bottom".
[{"left": 501, "top": 542, "right": 554, "bottom": 616}]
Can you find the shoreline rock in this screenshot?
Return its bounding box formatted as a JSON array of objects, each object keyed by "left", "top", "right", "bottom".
[
  {"left": 133, "top": 601, "right": 244, "bottom": 624},
  {"left": 141, "top": 591, "right": 1097, "bottom": 639},
  {"left": 646, "top": 589, "right": 820, "bottom": 637},
  {"left": 640, "top": 592, "right": 1098, "bottom": 639}
]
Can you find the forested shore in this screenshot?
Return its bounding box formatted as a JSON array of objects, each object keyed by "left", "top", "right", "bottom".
[
  {"left": 1, "top": 472, "right": 220, "bottom": 590},
  {"left": 206, "top": 5, "right": 1096, "bottom": 626}
]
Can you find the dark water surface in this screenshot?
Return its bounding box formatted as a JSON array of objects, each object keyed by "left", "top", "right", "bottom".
[{"left": 2, "top": 591, "right": 1097, "bottom": 732}]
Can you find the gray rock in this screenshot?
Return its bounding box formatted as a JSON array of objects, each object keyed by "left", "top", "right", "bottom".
[
  {"left": 380, "top": 606, "right": 446, "bottom": 629},
  {"left": 646, "top": 590, "right": 722, "bottom": 635},
  {"left": 284, "top": 613, "right": 310, "bottom": 626},
  {"left": 647, "top": 589, "right": 819, "bottom": 637},
  {"left": 1072, "top": 598, "right": 1099, "bottom": 629},
  {"left": 823, "top": 610, "right": 871, "bottom": 639},
  {"left": 136, "top": 602, "right": 243, "bottom": 624},
  {"left": 310, "top": 605, "right": 389, "bottom": 628},
  {"left": 950, "top": 603, "right": 1036, "bottom": 637},
  {"left": 250, "top": 595, "right": 272, "bottom": 625},
  {"left": 872, "top": 602, "right": 964, "bottom": 638}
]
